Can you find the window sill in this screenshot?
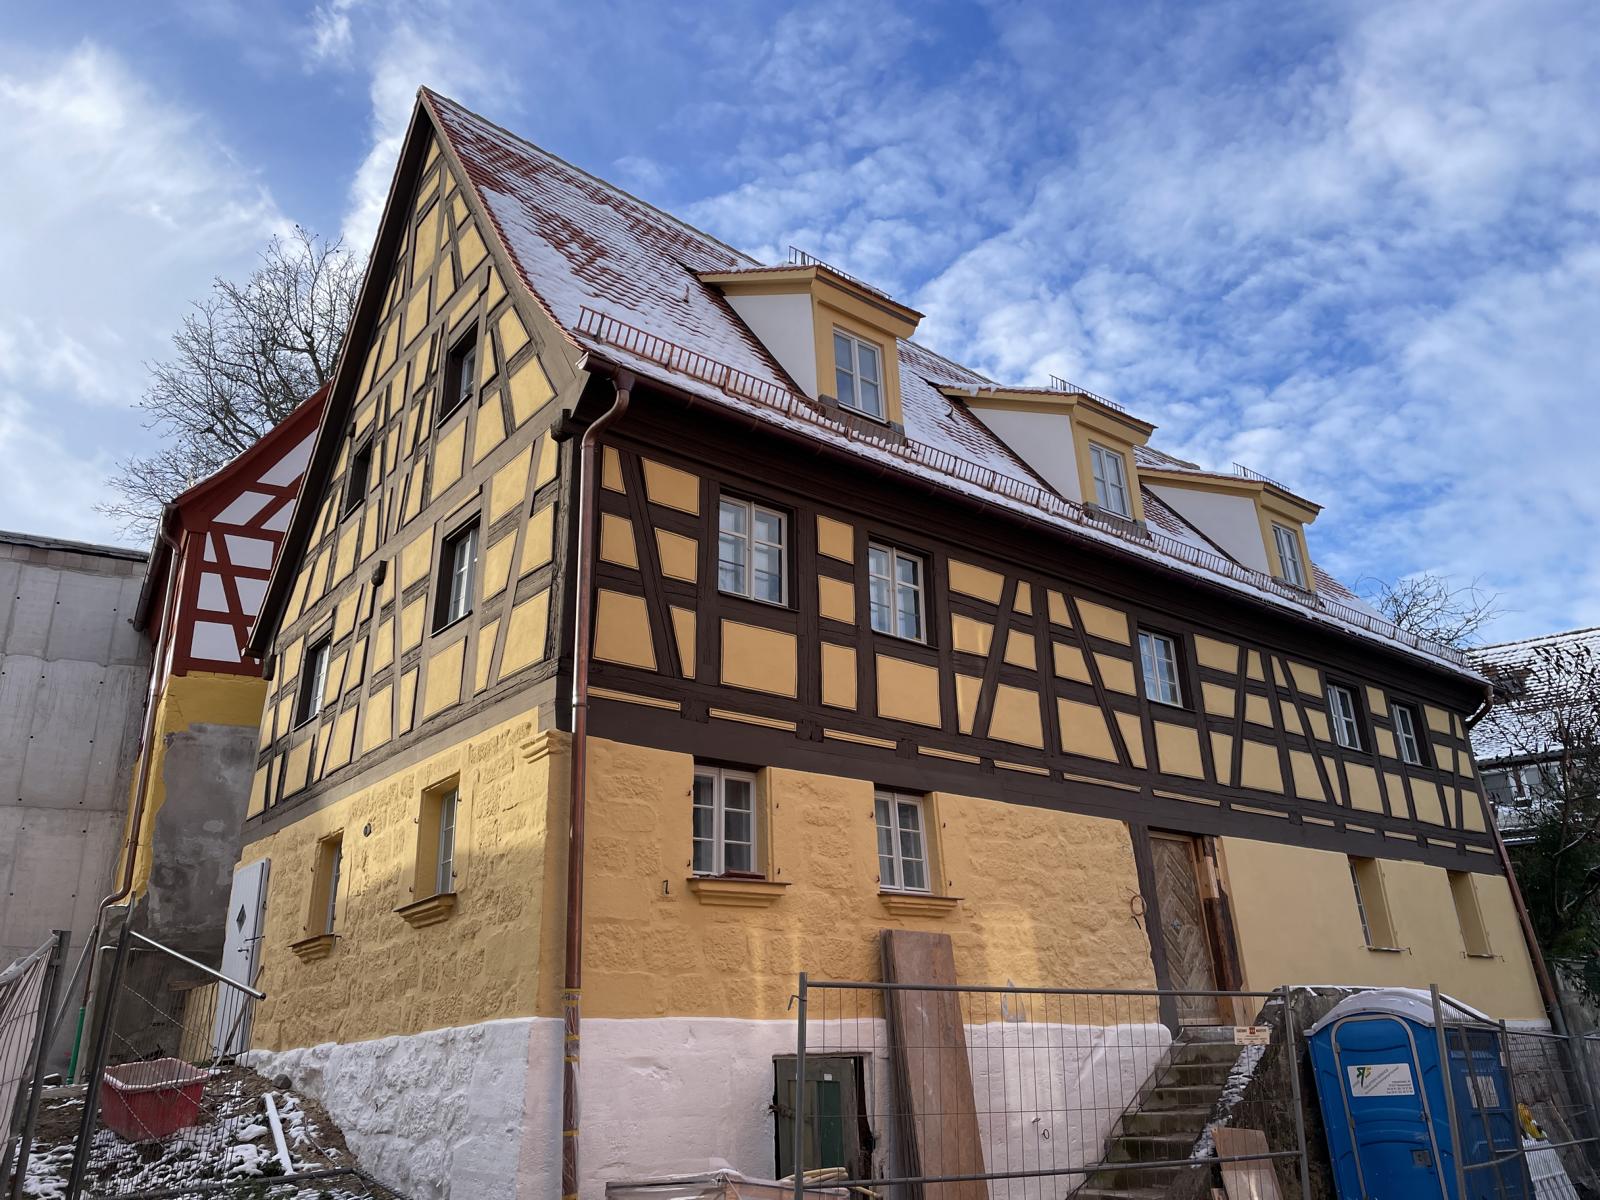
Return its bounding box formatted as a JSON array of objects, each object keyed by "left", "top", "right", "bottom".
[
  {"left": 1364, "top": 944, "right": 1406, "bottom": 954},
  {"left": 289, "top": 933, "right": 338, "bottom": 962},
  {"left": 879, "top": 892, "right": 961, "bottom": 918},
  {"left": 870, "top": 628, "right": 928, "bottom": 647},
  {"left": 396, "top": 892, "right": 457, "bottom": 928},
  {"left": 431, "top": 612, "right": 474, "bottom": 638},
  {"left": 717, "top": 588, "right": 791, "bottom": 611},
  {"left": 687, "top": 877, "right": 790, "bottom": 907}
]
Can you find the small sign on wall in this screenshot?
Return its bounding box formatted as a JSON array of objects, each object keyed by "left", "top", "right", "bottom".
[
  {"left": 1348, "top": 1063, "right": 1417, "bottom": 1097},
  {"left": 1233, "top": 1026, "right": 1271, "bottom": 1046}
]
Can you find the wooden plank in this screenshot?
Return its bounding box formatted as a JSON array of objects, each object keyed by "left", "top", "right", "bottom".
[
  {"left": 880, "top": 930, "right": 986, "bottom": 1200},
  {"left": 1214, "top": 1127, "right": 1282, "bottom": 1200}
]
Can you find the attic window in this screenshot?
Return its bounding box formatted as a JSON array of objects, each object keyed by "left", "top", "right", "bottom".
[
  {"left": 344, "top": 440, "right": 373, "bottom": 515},
  {"left": 1272, "top": 522, "right": 1307, "bottom": 588},
  {"left": 442, "top": 329, "right": 478, "bottom": 420},
  {"left": 833, "top": 330, "right": 883, "bottom": 420},
  {"left": 1088, "top": 443, "right": 1131, "bottom": 519}
]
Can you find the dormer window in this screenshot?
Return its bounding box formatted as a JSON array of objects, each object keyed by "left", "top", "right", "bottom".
[
  {"left": 833, "top": 330, "right": 883, "bottom": 419},
  {"left": 1088, "top": 442, "right": 1131, "bottom": 518},
  {"left": 1272, "top": 522, "right": 1307, "bottom": 588}
]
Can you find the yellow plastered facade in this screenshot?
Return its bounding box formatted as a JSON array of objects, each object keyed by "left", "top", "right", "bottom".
[
  {"left": 581, "top": 738, "right": 1156, "bottom": 1019},
  {"left": 244, "top": 713, "right": 560, "bottom": 1050},
  {"left": 1220, "top": 837, "right": 1544, "bottom": 1019}
]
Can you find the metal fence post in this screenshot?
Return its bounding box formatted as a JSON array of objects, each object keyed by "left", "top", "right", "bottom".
[
  {"left": 5, "top": 930, "right": 70, "bottom": 1200},
  {"left": 64, "top": 920, "right": 132, "bottom": 1200},
  {"left": 793, "top": 973, "right": 808, "bottom": 1200},
  {"left": 1279, "top": 985, "right": 1312, "bottom": 1199},
  {"left": 1431, "top": 984, "right": 1470, "bottom": 1200}
]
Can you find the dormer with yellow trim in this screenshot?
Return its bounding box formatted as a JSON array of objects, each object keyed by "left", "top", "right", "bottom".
[
  {"left": 947, "top": 386, "right": 1156, "bottom": 524},
  {"left": 700, "top": 258, "right": 921, "bottom": 429},
  {"left": 1139, "top": 466, "right": 1322, "bottom": 591}
]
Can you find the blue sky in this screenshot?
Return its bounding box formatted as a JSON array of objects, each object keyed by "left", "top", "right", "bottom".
[{"left": 1, "top": 1, "right": 1597, "bottom": 642}]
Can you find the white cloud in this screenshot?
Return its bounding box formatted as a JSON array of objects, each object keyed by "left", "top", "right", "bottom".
[
  {"left": 311, "top": 3, "right": 517, "bottom": 248},
  {"left": 0, "top": 41, "right": 284, "bottom": 543},
  {"left": 676, "top": 0, "right": 1600, "bottom": 640}
]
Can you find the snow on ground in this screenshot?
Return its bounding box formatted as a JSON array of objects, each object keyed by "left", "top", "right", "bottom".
[{"left": 14, "top": 1065, "right": 400, "bottom": 1199}]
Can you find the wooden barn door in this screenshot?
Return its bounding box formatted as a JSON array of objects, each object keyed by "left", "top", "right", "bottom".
[{"left": 1150, "top": 832, "right": 1222, "bottom": 1023}]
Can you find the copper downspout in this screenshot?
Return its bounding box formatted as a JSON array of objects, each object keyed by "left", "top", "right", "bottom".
[
  {"left": 75, "top": 524, "right": 185, "bottom": 1019},
  {"left": 1465, "top": 688, "right": 1568, "bottom": 1029},
  {"left": 562, "top": 370, "right": 632, "bottom": 1200}
]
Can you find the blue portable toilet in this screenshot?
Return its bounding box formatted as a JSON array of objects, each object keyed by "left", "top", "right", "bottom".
[{"left": 1308, "top": 989, "right": 1531, "bottom": 1200}]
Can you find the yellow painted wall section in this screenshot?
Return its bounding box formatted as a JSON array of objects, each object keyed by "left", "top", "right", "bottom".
[
  {"left": 1220, "top": 837, "right": 1544, "bottom": 1019},
  {"left": 125, "top": 672, "right": 270, "bottom": 898},
  {"left": 244, "top": 712, "right": 557, "bottom": 1050},
  {"left": 582, "top": 737, "right": 1156, "bottom": 1019}
]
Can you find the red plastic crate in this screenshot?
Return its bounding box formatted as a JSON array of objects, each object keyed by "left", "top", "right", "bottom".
[{"left": 99, "top": 1059, "right": 208, "bottom": 1141}]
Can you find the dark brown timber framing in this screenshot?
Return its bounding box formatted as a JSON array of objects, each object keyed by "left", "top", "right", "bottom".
[{"left": 579, "top": 373, "right": 1500, "bottom": 875}]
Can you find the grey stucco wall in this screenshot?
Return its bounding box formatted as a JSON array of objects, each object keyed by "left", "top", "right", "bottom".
[
  {"left": 0, "top": 535, "right": 151, "bottom": 1067},
  {"left": 137, "top": 720, "right": 261, "bottom": 961}
]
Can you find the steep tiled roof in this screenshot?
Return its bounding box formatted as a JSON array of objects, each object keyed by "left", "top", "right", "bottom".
[
  {"left": 418, "top": 89, "right": 1479, "bottom": 680},
  {"left": 1469, "top": 628, "right": 1600, "bottom": 761}
]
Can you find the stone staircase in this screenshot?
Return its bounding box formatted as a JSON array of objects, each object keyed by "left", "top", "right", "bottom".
[{"left": 1073, "top": 1027, "right": 1244, "bottom": 1199}]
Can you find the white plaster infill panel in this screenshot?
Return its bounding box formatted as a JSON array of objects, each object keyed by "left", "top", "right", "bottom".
[
  {"left": 246, "top": 1016, "right": 561, "bottom": 1200},
  {"left": 722, "top": 292, "right": 817, "bottom": 397},
  {"left": 968, "top": 407, "right": 1082, "bottom": 504},
  {"left": 1146, "top": 483, "right": 1272, "bottom": 574}
]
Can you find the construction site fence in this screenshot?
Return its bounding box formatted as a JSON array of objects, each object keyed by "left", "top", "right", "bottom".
[
  {"left": 1, "top": 930, "right": 71, "bottom": 1200},
  {"left": 1428, "top": 984, "right": 1600, "bottom": 1200},
  {"left": 788, "top": 976, "right": 1311, "bottom": 1200}
]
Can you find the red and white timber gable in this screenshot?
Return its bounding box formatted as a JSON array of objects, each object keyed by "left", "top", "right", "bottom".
[{"left": 137, "top": 388, "right": 327, "bottom": 677}]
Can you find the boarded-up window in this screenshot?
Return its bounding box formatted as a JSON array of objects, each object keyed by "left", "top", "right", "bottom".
[{"left": 1449, "top": 870, "right": 1493, "bottom": 957}]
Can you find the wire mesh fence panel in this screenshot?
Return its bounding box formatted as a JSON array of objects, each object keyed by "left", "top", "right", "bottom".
[
  {"left": 791, "top": 979, "right": 1310, "bottom": 1200},
  {"left": 53, "top": 927, "right": 404, "bottom": 1200},
  {"left": 1431, "top": 991, "right": 1600, "bottom": 1200},
  {"left": 2, "top": 931, "right": 69, "bottom": 1197}
]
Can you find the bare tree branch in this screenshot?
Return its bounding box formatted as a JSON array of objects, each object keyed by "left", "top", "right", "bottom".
[
  {"left": 1361, "top": 572, "right": 1503, "bottom": 651},
  {"left": 100, "top": 227, "right": 363, "bottom": 538}
]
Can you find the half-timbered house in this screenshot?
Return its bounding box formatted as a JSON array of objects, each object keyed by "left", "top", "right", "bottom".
[{"left": 237, "top": 90, "right": 1546, "bottom": 1198}]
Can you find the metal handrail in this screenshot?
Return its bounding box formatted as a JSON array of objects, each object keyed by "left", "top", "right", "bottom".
[
  {"left": 572, "top": 307, "right": 1472, "bottom": 669},
  {"left": 1048, "top": 373, "right": 1129, "bottom": 413},
  {"left": 785, "top": 246, "right": 896, "bottom": 302},
  {"left": 1233, "top": 461, "right": 1295, "bottom": 492}
]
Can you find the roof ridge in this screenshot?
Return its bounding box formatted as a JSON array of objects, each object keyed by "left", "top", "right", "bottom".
[
  {"left": 421, "top": 87, "right": 760, "bottom": 270},
  {"left": 1474, "top": 626, "right": 1600, "bottom": 653}
]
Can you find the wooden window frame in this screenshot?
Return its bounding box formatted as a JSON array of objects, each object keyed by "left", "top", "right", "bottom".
[
  {"left": 1138, "top": 629, "right": 1186, "bottom": 708},
  {"left": 295, "top": 635, "right": 331, "bottom": 727},
  {"left": 1271, "top": 522, "right": 1307, "bottom": 589},
  {"left": 1349, "top": 856, "right": 1400, "bottom": 951},
  {"left": 1326, "top": 682, "right": 1365, "bottom": 751},
  {"left": 716, "top": 495, "right": 789, "bottom": 607},
  {"left": 1391, "top": 701, "right": 1426, "bottom": 766},
  {"left": 867, "top": 542, "right": 925, "bottom": 642},
  {"left": 875, "top": 791, "right": 932, "bottom": 894},
  {"left": 414, "top": 777, "right": 461, "bottom": 900},
  {"left": 343, "top": 438, "right": 374, "bottom": 516},
  {"left": 1088, "top": 441, "right": 1131, "bottom": 519},
  {"left": 310, "top": 832, "right": 343, "bottom": 937},
  {"left": 1448, "top": 870, "right": 1494, "bottom": 958},
  {"left": 434, "top": 519, "right": 480, "bottom": 633},
  {"left": 441, "top": 327, "right": 478, "bottom": 421},
  {"left": 692, "top": 765, "right": 762, "bottom": 879},
  {"left": 833, "top": 328, "right": 885, "bottom": 420}
]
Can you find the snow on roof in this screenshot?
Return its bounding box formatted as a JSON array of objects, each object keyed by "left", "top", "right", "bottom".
[
  {"left": 1469, "top": 627, "right": 1600, "bottom": 762},
  {"left": 424, "top": 90, "right": 1480, "bottom": 683}
]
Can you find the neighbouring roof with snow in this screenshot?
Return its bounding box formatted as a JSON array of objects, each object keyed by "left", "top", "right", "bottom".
[
  {"left": 422, "top": 89, "right": 1478, "bottom": 681},
  {"left": 1469, "top": 627, "right": 1600, "bottom": 762}
]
